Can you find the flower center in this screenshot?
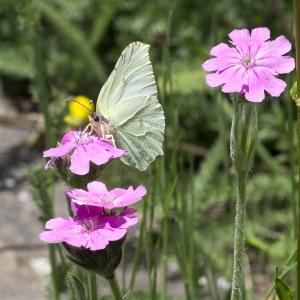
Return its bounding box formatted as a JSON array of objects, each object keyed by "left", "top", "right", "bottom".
[
  {"left": 82, "top": 217, "right": 98, "bottom": 231},
  {"left": 101, "top": 195, "right": 114, "bottom": 204},
  {"left": 241, "top": 55, "right": 256, "bottom": 68},
  {"left": 74, "top": 131, "right": 93, "bottom": 145}
]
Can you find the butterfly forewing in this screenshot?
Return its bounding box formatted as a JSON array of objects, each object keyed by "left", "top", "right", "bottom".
[{"left": 97, "top": 42, "right": 157, "bottom": 119}]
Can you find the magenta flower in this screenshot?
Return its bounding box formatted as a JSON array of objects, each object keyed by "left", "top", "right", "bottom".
[
  {"left": 202, "top": 27, "right": 295, "bottom": 102},
  {"left": 39, "top": 203, "right": 138, "bottom": 251},
  {"left": 67, "top": 181, "right": 147, "bottom": 209},
  {"left": 43, "top": 130, "right": 127, "bottom": 175}
]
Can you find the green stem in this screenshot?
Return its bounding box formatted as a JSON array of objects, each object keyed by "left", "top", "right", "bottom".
[
  {"left": 298, "top": 105, "right": 300, "bottom": 300},
  {"left": 287, "top": 97, "right": 298, "bottom": 240},
  {"left": 108, "top": 276, "right": 122, "bottom": 300},
  {"left": 294, "top": 0, "right": 300, "bottom": 298},
  {"left": 161, "top": 208, "right": 168, "bottom": 300},
  {"left": 229, "top": 94, "right": 258, "bottom": 300},
  {"left": 231, "top": 172, "right": 246, "bottom": 300},
  {"left": 129, "top": 192, "right": 148, "bottom": 290},
  {"left": 49, "top": 244, "right": 60, "bottom": 300},
  {"left": 89, "top": 273, "right": 98, "bottom": 300},
  {"left": 294, "top": 0, "right": 300, "bottom": 85}
]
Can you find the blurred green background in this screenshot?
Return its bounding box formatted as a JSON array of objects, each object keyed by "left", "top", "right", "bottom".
[{"left": 0, "top": 0, "right": 298, "bottom": 299}]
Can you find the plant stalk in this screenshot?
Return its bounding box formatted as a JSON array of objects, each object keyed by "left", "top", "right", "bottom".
[
  {"left": 229, "top": 93, "right": 258, "bottom": 300},
  {"left": 294, "top": 0, "right": 300, "bottom": 298},
  {"left": 108, "top": 276, "right": 122, "bottom": 300},
  {"left": 298, "top": 104, "right": 300, "bottom": 300},
  {"left": 231, "top": 172, "right": 247, "bottom": 300},
  {"left": 49, "top": 244, "right": 60, "bottom": 300},
  {"left": 89, "top": 273, "right": 98, "bottom": 300}
]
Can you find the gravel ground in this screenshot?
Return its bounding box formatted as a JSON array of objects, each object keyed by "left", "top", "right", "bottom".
[{"left": 0, "top": 123, "right": 50, "bottom": 300}]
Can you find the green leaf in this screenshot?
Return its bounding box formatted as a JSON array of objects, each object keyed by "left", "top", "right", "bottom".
[
  {"left": 289, "top": 81, "right": 298, "bottom": 102},
  {"left": 274, "top": 267, "right": 293, "bottom": 300},
  {"left": 67, "top": 273, "right": 86, "bottom": 300}
]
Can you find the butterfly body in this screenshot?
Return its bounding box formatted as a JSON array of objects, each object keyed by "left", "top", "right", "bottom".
[{"left": 92, "top": 42, "right": 165, "bottom": 171}]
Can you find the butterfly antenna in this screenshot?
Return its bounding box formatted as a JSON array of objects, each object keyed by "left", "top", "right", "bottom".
[{"left": 66, "top": 98, "right": 93, "bottom": 113}]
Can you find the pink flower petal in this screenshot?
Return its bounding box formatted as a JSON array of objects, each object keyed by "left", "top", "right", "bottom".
[
  {"left": 87, "top": 181, "right": 108, "bottom": 195},
  {"left": 120, "top": 208, "right": 138, "bottom": 216},
  {"left": 267, "top": 35, "right": 292, "bottom": 56},
  {"left": 44, "top": 157, "right": 56, "bottom": 170},
  {"left": 210, "top": 43, "right": 236, "bottom": 57},
  {"left": 203, "top": 56, "right": 241, "bottom": 73},
  {"left": 206, "top": 65, "right": 244, "bottom": 88},
  {"left": 250, "top": 27, "right": 270, "bottom": 43},
  {"left": 258, "top": 55, "right": 295, "bottom": 75},
  {"left": 112, "top": 185, "right": 147, "bottom": 207},
  {"left": 244, "top": 69, "right": 265, "bottom": 102},
  {"left": 84, "top": 143, "right": 113, "bottom": 165},
  {"left": 69, "top": 146, "right": 90, "bottom": 175},
  {"left": 255, "top": 68, "right": 287, "bottom": 97},
  {"left": 61, "top": 131, "right": 77, "bottom": 144},
  {"left": 221, "top": 67, "right": 246, "bottom": 93},
  {"left": 45, "top": 217, "right": 75, "bottom": 229},
  {"left": 88, "top": 232, "right": 110, "bottom": 250},
  {"left": 43, "top": 142, "right": 75, "bottom": 158},
  {"left": 229, "top": 29, "right": 251, "bottom": 45},
  {"left": 68, "top": 181, "right": 147, "bottom": 209}
]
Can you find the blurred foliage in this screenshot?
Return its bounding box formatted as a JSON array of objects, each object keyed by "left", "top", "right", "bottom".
[
  {"left": 2, "top": 0, "right": 298, "bottom": 299},
  {"left": 0, "top": 0, "right": 295, "bottom": 104}
]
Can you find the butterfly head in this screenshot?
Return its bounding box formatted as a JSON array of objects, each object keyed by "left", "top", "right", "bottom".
[{"left": 89, "top": 112, "right": 117, "bottom": 138}]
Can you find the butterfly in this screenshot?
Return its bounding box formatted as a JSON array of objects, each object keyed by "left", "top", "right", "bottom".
[{"left": 89, "top": 42, "right": 165, "bottom": 171}]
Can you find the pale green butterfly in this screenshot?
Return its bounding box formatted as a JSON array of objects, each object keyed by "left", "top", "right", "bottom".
[{"left": 89, "top": 42, "right": 165, "bottom": 171}]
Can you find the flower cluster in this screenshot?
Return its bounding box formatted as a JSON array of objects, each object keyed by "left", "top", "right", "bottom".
[
  {"left": 40, "top": 122, "right": 147, "bottom": 276},
  {"left": 39, "top": 182, "right": 146, "bottom": 250},
  {"left": 202, "top": 27, "right": 295, "bottom": 102}
]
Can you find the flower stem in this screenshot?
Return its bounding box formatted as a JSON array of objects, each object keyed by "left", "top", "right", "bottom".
[
  {"left": 89, "top": 273, "right": 98, "bottom": 300},
  {"left": 108, "top": 276, "right": 122, "bottom": 300},
  {"left": 297, "top": 105, "right": 300, "bottom": 300},
  {"left": 294, "top": 0, "right": 300, "bottom": 298},
  {"left": 231, "top": 172, "right": 246, "bottom": 300},
  {"left": 229, "top": 93, "right": 258, "bottom": 300},
  {"left": 49, "top": 244, "right": 60, "bottom": 300}
]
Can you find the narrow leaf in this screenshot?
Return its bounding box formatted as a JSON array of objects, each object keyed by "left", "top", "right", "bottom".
[
  {"left": 67, "top": 272, "right": 86, "bottom": 300},
  {"left": 274, "top": 267, "right": 293, "bottom": 300}
]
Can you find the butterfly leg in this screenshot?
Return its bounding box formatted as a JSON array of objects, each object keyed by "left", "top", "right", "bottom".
[
  {"left": 104, "top": 134, "right": 116, "bottom": 147},
  {"left": 100, "top": 123, "right": 106, "bottom": 139},
  {"left": 83, "top": 123, "right": 91, "bottom": 133}
]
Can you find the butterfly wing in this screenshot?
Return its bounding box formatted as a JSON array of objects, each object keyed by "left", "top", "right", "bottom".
[
  {"left": 96, "top": 42, "right": 165, "bottom": 170},
  {"left": 109, "top": 95, "right": 165, "bottom": 171},
  {"left": 97, "top": 42, "right": 157, "bottom": 119}
]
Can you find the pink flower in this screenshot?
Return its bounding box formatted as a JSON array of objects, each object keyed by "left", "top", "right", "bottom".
[
  {"left": 39, "top": 203, "right": 138, "bottom": 250},
  {"left": 202, "top": 27, "right": 295, "bottom": 102},
  {"left": 67, "top": 181, "right": 147, "bottom": 209},
  {"left": 43, "top": 130, "right": 127, "bottom": 175}
]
